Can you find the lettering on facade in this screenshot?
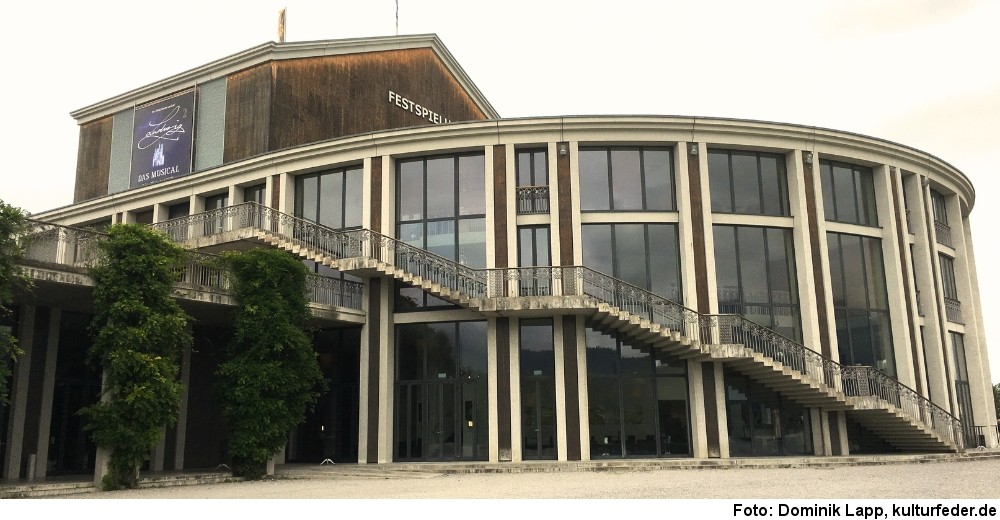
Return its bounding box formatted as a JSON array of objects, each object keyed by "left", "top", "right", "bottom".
[{"left": 388, "top": 90, "right": 451, "bottom": 124}]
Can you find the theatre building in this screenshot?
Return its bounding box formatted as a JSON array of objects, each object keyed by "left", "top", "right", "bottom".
[{"left": 2, "top": 34, "right": 996, "bottom": 481}]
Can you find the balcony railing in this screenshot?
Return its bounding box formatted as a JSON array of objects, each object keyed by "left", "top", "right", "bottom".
[
  {"left": 147, "top": 202, "right": 965, "bottom": 451},
  {"left": 943, "top": 296, "right": 963, "bottom": 324},
  {"left": 17, "top": 219, "right": 362, "bottom": 311},
  {"left": 973, "top": 425, "right": 1000, "bottom": 448},
  {"left": 916, "top": 289, "right": 925, "bottom": 317},
  {"left": 935, "top": 220, "right": 953, "bottom": 248},
  {"left": 905, "top": 208, "right": 912, "bottom": 234},
  {"left": 516, "top": 185, "right": 550, "bottom": 214}
]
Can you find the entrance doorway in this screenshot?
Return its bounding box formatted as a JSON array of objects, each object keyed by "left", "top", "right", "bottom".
[{"left": 394, "top": 321, "right": 488, "bottom": 462}]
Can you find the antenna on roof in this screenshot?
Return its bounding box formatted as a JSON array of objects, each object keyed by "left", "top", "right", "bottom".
[
  {"left": 395, "top": 1, "right": 399, "bottom": 35},
  {"left": 278, "top": 8, "right": 287, "bottom": 43}
]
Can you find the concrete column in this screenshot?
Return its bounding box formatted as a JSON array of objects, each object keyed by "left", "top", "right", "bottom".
[
  {"left": 923, "top": 180, "right": 960, "bottom": 417},
  {"left": 875, "top": 165, "right": 915, "bottom": 387},
  {"left": 711, "top": 361, "right": 730, "bottom": 458},
  {"left": 376, "top": 278, "right": 394, "bottom": 463},
  {"left": 486, "top": 316, "right": 499, "bottom": 463},
  {"left": 509, "top": 318, "right": 523, "bottom": 462},
  {"left": 907, "top": 175, "right": 948, "bottom": 407},
  {"left": 552, "top": 317, "right": 567, "bottom": 461},
  {"left": 4, "top": 305, "right": 34, "bottom": 480},
  {"left": 357, "top": 280, "right": 372, "bottom": 463},
  {"left": 33, "top": 308, "right": 60, "bottom": 480},
  {"left": 574, "top": 317, "right": 590, "bottom": 461},
  {"left": 788, "top": 150, "right": 823, "bottom": 353},
  {"left": 809, "top": 408, "right": 828, "bottom": 456},
  {"left": 960, "top": 217, "right": 997, "bottom": 443},
  {"left": 687, "top": 360, "right": 708, "bottom": 458},
  {"left": 947, "top": 198, "right": 992, "bottom": 436},
  {"left": 173, "top": 339, "right": 192, "bottom": 469}
]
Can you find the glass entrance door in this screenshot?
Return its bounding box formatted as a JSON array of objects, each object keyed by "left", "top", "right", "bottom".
[
  {"left": 521, "top": 377, "right": 557, "bottom": 459},
  {"left": 425, "top": 381, "right": 457, "bottom": 460}
]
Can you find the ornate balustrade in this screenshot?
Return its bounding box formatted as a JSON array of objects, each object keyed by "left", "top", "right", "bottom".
[
  {"left": 17, "top": 218, "right": 361, "bottom": 310},
  {"left": 515, "top": 185, "right": 550, "bottom": 214},
  {"left": 943, "top": 296, "right": 963, "bottom": 324},
  {"left": 149, "top": 202, "right": 964, "bottom": 450},
  {"left": 935, "top": 220, "right": 953, "bottom": 248}
]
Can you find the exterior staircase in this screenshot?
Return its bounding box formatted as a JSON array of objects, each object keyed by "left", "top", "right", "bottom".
[{"left": 143, "top": 202, "right": 964, "bottom": 453}]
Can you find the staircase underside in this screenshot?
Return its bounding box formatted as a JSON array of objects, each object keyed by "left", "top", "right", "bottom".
[{"left": 180, "top": 227, "right": 961, "bottom": 453}]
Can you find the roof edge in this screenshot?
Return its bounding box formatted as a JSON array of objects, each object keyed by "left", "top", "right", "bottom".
[{"left": 69, "top": 34, "right": 499, "bottom": 122}]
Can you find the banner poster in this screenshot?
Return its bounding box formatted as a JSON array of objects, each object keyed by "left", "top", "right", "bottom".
[{"left": 129, "top": 90, "right": 196, "bottom": 189}]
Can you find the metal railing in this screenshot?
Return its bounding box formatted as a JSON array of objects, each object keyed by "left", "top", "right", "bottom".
[
  {"left": 935, "top": 220, "right": 953, "bottom": 248},
  {"left": 916, "top": 289, "right": 925, "bottom": 317},
  {"left": 151, "top": 201, "right": 964, "bottom": 450},
  {"left": 943, "top": 296, "right": 963, "bottom": 324},
  {"left": 516, "top": 185, "right": 550, "bottom": 214},
  {"left": 16, "top": 218, "right": 362, "bottom": 310},
  {"left": 973, "top": 425, "right": 1000, "bottom": 448}
]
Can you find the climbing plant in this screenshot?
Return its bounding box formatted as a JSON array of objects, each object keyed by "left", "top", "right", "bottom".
[
  {"left": 81, "top": 224, "right": 190, "bottom": 490},
  {"left": 0, "top": 199, "right": 28, "bottom": 406},
  {"left": 216, "top": 248, "right": 324, "bottom": 480}
]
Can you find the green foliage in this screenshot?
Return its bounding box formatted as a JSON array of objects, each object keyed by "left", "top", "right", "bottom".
[
  {"left": 216, "top": 248, "right": 324, "bottom": 479},
  {"left": 994, "top": 383, "right": 999, "bottom": 421},
  {"left": 81, "top": 224, "right": 190, "bottom": 490},
  {"left": 0, "top": 200, "right": 28, "bottom": 406}
]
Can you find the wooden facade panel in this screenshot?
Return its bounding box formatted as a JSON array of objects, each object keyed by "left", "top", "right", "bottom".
[
  {"left": 224, "top": 63, "right": 273, "bottom": 163},
  {"left": 269, "top": 49, "right": 488, "bottom": 152},
  {"left": 73, "top": 117, "right": 113, "bottom": 203}
]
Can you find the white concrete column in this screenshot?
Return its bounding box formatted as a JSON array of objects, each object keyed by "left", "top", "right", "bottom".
[
  {"left": 923, "top": 181, "right": 961, "bottom": 417},
  {"left": 712, "top": 361, "right": 730, "bottom": 458},
  {"left": 575, "top": 317, "right": 591, "bottom": 461},
  {"left": 811, "top": 153, "right": 840, "bottom": 363},
  {"left": 376, "top": 278, "right": 394, "bottom": 463},
  {"left": 875, "top": 165, "right": 915, "bottom": 387},
  {"left": 947, "top": 198, "right": 992, "bottom": 435},
  {"left": 687, "top": 360, "right": 708, "bottom": 458},
  {"left": 788, "top": 151, "right": 822, "bottom": 352},
  {"left": 173, "top": 339, "right": 192, "bottom": 469},
  {"left": 4, "top": 305, "right": 34, "bottom": 480},
  {"left": 907, "top": 175, "right": 948, "bottom": 407},
  {"left": 356, "top": 280, "right": 372, "bottom": 464},
  {"left": 32, "top": 308, "right": 60, "bottom": 480},
  {"left": 509, "top": 318, "right": 523, "bottom": 462},
  {"left": 486, "top": 317, "right": 499, "bottom": 463},
  {"left": 674, "top": 142, "right": 699, "bottom": 309},
  {"left": 552, "top": 317, "right": 568, "bottom": 461},
  {"left": 960, "top": 216, "right": 997, "bottom": 441}
]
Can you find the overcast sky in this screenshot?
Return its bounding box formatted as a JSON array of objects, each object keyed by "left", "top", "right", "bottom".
[{"left": 2, "top": 0, "right": 998, "bottom": 383}]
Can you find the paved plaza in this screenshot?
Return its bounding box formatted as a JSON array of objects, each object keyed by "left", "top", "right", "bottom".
[{"left": 59, "top": 457, "right": 1000, "bottom": 499}]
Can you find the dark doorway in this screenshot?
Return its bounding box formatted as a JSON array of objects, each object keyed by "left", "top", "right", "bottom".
[
  {"left": 48, "top": 311, "right": 100, "bottom": 476},
  {"left": 288, "top": 327, "right": 361, "bottom": 464}
]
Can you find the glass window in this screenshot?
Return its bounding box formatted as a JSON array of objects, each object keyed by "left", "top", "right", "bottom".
[
  {"left": 820, "top": 159, "right": 877, "bottom": 226},
  {"left": 707, "top": 150, "right": 789, "bottom": 216},
  {"left": 931, "top": 190, "right": 948, "bottom": 226},
  {"left": 713, "top": 225, "right": 801, "bottom": 341},
  {"left": 586, "top": 327, "right": 689, "bottom": 459},
  {"left": 725, "top": 368, "right": 812, "bottom": 457},
  {"left": 582, "top": 223, "right": 681, "bottom": 302},
  {"left": 827, "top": 232, "right": 894, "bottom": 374},
  {"left": 939, "top": 255, "right": 959, "bottom": 300},
  {"left": 243, "top": 183, "right": 266, "bottom": 205},
  {"left": 579, "top": 147, "right": 676, "bottom": 212},
  {"left": 516, "top": 149, "right": 548, "bottom": 186},
  {"left": 294, "top": 166, "right": 363, "bottom": 230},
  {"left": 395, "top": 153, "right": 486, "bottom": 310}
]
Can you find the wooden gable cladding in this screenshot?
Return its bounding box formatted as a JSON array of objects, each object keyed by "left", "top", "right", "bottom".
[
  {"left": 73, "top": 117, "right": 113, "bottom": 203},
  {"left": 223, "top": 62, "right": 274, "bottom": 163},
  {"left": 268, "top": 48, "right": 487, "bottom": 151}
]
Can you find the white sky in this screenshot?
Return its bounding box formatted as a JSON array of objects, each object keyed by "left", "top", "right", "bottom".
[{"left": 2, "top": 0, "right": 998, "bottom": 383}]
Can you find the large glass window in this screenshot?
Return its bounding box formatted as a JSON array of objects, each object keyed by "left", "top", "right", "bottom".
[
  {"left": 939, "top": 254, "right": 959, "bottom": 300},
  {"left": 244, "top": 183, "right": 266, "bottom": 205},
  {"left": 820, "top": 159, "right": 877, "bottom": 226},
  {"left": 586, "top": 328, "right": 689, "bottom": 458},
  {"left": 708, "top": 150, "right": 789, "bottom": 215},
  {"left": 520, "top": 319, "right": 557, "bottom": 460},
  {"left": 725, "top": 368, "right": 813, "bottom": 457},
  {"left": 950, "top": 332, "right": 977, "bottom": 446},
  {"left": 827, "top": 232, "right": 894, "bottom": 374},
  {"left": 295, "top": 165, "right": 363, "bottom": 230},
  {"left": 930, "top": 189, "right": 949, "bottom": 226},
  {"left": 713, "top": 225, "right": 800, "bottom": 341},
  {"left": 582, "top": 223, "right": 681, "bottom": 302},
  {"left": 579, "top": 148, "right": 675, "bottom": 211},
  {"left": 396, "top": 153, "right": 486, "bottom": 309},
  {"left": 394, "top": 321, "right": 488, "bottom": 461}
]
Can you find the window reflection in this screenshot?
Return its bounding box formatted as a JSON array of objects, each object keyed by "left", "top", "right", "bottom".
[
  {"left": 582, "top": 223, "right": 682, "bottom": 303},
  {"left": 820, "top": 159, "right": 877, "bottom": 226},
  {"left": 827, "top": 232, "right": 894, "bottom": 374},
  {"left": 708, "top": 150, "right": 789, "bottom": 216},
  {"left": 579, "top": 147, "right": 676, "bottom": 212}
]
